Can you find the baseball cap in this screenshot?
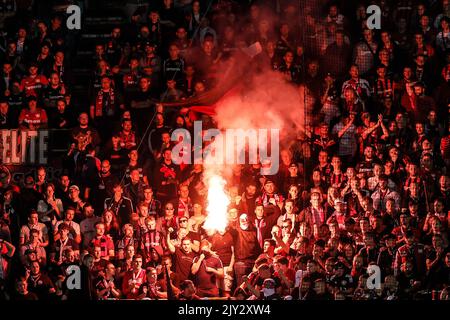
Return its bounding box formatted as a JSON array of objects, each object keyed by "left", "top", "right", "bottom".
[
  {"left": 334, "top": 198, "right": 346, "bottom": 206},
  {"left": 69, "top": 185, "right": 80, "bottom": 191}
]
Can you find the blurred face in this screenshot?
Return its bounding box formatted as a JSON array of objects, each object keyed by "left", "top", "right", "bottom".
[
  {"left": 133, "top": 257, "right": 143, "bottom": 270},
  {"left": 228, "top": 209, "right": 238, "bottom": 220},
  {"left": 130, "top": 170, "right": 140, "bottom": 183},
  {"left": 350, "top": 65, "right": 359, "bottom": 78},
  {"left": 344, "top": 88, "right": 355, "bottom": 101},
  {"left": 289, "top": 185, "right": 298, "bottom": 198},
  {"left": 176, "top": 28, "right": 187, "bottom": 39},
  {"left": 78, "top": 113, "right": 89, "bottom": 126},
  {"left": 264, "top": 182, "right": 275, "bottom": 194},
  {"left": 144, "top": 188, "right": 153, "bottom": 200},
  {"left": 57, "top": 100, "right": 66, "bottom": 113},
  {"left": 17, "top": 280, "right": 28, "bottom": 294},
  {"left": 180, "top": 185, "right": 189, "bottom": 198},
  {"left": 130, "top": 59, "right": 139, "bottom": 69},
  {"left": 284, "top": 51, "right": 294, "bottom": 64},
  {"left": 181, "top": 239, "right": 191, "bottom": 253},
  {"left": 96, "top": 224, "right": 105, "bottom": 236},
  {"left": 31, "top": 262, "right": 40, "bottom": 275},
  {"left": 185, "top": 65, "right": 195, "bottom": 77},
  {"left": 45, "top": 185, "right": 54, "bottom": 197},
  {"left": 364, "top": 147, "right": 374, "bottom": 159},
  {"left": 146, "top": 218, "right": 156, "bottom": 230},
  {"left": 308, "top": 62, "right": 318, "bottom": 74},
  {"left": 28, "top": 100, "right": 37, "bottom": 111},
  {"left": 379, "top": 178, "right": 388, "bottom": 189},
  {"left": 60, "top": 228, "right": 69, "bottom": 239},
  {"left": 29, "top": 213, "right": 38, "bottom": 225},
  {"left": 310, "top": 194, "right": 320, "bottom": 208},
  {"left": 331, "top": 157, "right": 341, "bottom": 168},
  {"left": 165, "top": 204, "right": 175, "bottom": 216},
  {"left": 139, "top": 78, "right": 150, "bottom": 90},
  {"left": 101, "top": 78, "right": 111, "bottom": 90},
  {"left": 255, "top": 206, "right": 264, "bottom": 218},
  {"left": 263, "top": 241, "right": 272, "bottom": 253},
  {"left": 113, "top": 185, "right": 123, "bottom": 196},
  {"left": 126, "top": 246, "right": 135, "bottom": 257},
  {"left": 169, "top": 45, "right": 179, "bottom": 59},
  {"left": 434, "top": 201, "right": 444, "bottom": 213},
  {"left": 95, "top": 45, "right": 104, "bottom": 55},
  {"left": 104, "top": 211, "right": 113, "bottom": 223},
  {"left": 101, "top": 161, "right": 110, "bottom": 174},
  {"left": 285, "top": 201, "right": 294, "bottom": 213},
  {"left": 202, "top": 40, "right": 214, "bottom": 55}
]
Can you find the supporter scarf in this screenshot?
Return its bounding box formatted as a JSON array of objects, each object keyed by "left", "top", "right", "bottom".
[
  {"left": 53, "top": 63, "right": 64, "bottom": 81},
  {"left": 261, "top": 192, "right": 282, "bottom": 207},
  {"left": 376, "top": 78, "right": 393, "bottom": 97},
  {"left": 95, "top": 88, "right": 115, "bottom": 117}
]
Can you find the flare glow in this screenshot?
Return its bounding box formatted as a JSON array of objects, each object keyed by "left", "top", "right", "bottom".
[{"left": 203, "top": 175, "right": 230, "bottom": 233}]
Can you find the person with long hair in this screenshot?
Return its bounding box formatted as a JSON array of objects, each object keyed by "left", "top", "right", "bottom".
[{"left": 102, "top": 209, "right": 120, "bottom": 243}]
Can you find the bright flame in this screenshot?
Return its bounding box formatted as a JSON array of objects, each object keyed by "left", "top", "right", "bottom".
[{"left": 203, "top": 175, "right": 230, "bottom": 234}]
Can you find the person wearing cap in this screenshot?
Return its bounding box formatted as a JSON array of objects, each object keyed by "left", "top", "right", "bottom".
[
  {"left": 326, "top": 198, "right": 347, "bottom": 229},
  {"left": 139, "top": 40, "right": 161, "bottom": 73},
  {"left": 68, "top": 185, "right": 86, "bottom": 221},
  {"left": 256, "top": 179, "right": 284, "bottom": 210},
  {"left": 18, "top": 95, "right": 48, "bottom": 130}
]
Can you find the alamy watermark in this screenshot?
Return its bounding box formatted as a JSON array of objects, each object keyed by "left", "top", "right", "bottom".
[
  {"left": 366, "top": 264, "right": 382, "bottom": 290},
  {"left": 66, "top": 5, "right": 81, "bottom": 30},
  {"left": 367, "top": 5, "right": 381, "bottom": 30},
  {"left": 166, "top": 121, "right": 280, "bottom": 175}
]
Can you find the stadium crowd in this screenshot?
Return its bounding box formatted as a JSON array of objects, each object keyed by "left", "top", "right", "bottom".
[{"left": 0, "top": 0, "right": 450, "bottom": 300}]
